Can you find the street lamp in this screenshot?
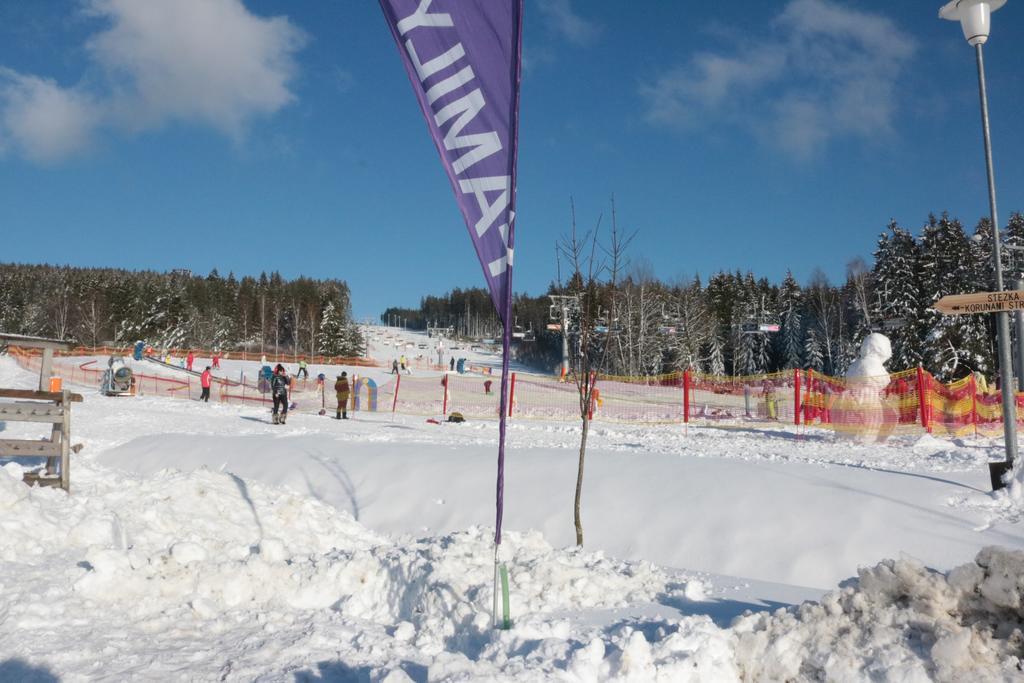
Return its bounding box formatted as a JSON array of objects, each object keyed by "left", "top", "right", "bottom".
[
  {"left": 940, "top": 0, "right": 1005, "bottom": 43},
  {"left": 940, "top": 0, "right": 1017, "bottom": 485}
]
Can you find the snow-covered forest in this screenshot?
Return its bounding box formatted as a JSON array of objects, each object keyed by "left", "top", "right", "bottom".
[
  {"left": 387, "top": 212, "right": 1024, "bottom": 380},
  {"left": 0, "top": 265, "right": 365, "bottom": 356}
]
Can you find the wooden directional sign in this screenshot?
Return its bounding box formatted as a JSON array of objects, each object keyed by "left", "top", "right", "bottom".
[{"left": 934, "top": 291, "right": 1024, "bottom": 315}]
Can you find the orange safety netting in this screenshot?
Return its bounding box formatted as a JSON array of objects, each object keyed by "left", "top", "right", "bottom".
[
  {"left": 12, "top": 344, "right": 379, "bottom": 368},
  {"left": 9, "top": 345, "right": 1022, "bottom": 438}
]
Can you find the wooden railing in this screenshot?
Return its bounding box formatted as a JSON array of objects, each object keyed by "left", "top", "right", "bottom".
[{"left": 0, "top": 388, "right": 82, "bottom": 491}]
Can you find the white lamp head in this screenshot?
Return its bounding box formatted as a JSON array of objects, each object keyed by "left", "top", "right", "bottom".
[{"left": 939, "top": 0, "right": 1007, "bottom": 45}]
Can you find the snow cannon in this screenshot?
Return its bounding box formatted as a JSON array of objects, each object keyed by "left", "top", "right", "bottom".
[
  {"left": 258, "top": 365, "right": 273, "bottom": 394},
  {"left": 102, "top": 357, "right": 136, "bottom": 396}
]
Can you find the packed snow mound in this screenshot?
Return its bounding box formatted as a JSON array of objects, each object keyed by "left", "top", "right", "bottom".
[
  {"left": 0, "top": 462, "right": 381, "bottom": 562},
  {"left": 5, "top": 461, "right": 1024, "bottom": 679},
  {"left": 0, "top": 464, "right": 671, "bottom": 657},
  {"left": 733, "top": 547, "right": 1024, "bottom": 682},
  {"left": 72, "top": 524, "right": 670, "bottom": 652}
]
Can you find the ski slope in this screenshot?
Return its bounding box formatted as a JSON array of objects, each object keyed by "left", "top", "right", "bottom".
[
  {"left": 2, "top": 354, "right": 1024, "bottom": 680},
  {"left": 81, "top": 326, "right": 510, "bottom": 394}
]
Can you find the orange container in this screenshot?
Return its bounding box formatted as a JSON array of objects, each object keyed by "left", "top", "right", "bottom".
[{"left": 49, "top": 377, "right": 62, "bottom": 392}]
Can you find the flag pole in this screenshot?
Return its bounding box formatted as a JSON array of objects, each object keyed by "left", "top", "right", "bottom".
[
  {"left": 493, "top": 0, "right": 522, "bottom": 631},
  {"left": 375, "top": 0, "right": 522, "bottom": 631},
  {"left": 493, "top": 271, "right": 514, "bottom": 629}
]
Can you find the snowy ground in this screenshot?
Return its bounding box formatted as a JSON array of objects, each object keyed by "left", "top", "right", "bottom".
[{"left": 3, "top": 354, "right": 1024, "bottom": 681}]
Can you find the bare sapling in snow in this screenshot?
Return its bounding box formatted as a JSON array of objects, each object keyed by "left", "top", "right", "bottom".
[{"left": 558, "top": 197, "right": 634, "bottom": 546}]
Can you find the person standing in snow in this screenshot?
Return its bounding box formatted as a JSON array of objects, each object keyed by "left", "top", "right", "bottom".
[
  {"left": 761, "top": 378, "right": 778, "bottom": 420},
  {"left": 400, "top": 355, "right": 407, "bottom": 373},
  {"left": 212, "top": 352, "right": 221, "bottom": 370},
  {"left": 334, "top": 372, "right": 350, "bottom": 420},
  {"left": 391, "top": 359, "right": 399, "bottom": 375},
  {"left": 450, "top": 357, "right": 455, "bottom": 371},
  {"left": 271, "top": 364, "right": 291, "bottom": 424},
  {"left": 297, "top": 359, "right": 309, "bottom": 380},
  {"left": 186, "top": 351, "right": 195, "bottom": 372},
  {"left": 200, "top": 366, "right": 212, "bottom": 402}
]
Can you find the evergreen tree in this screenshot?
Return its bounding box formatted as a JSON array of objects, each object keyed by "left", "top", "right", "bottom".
[
  {"left": 872, "top": 220, "right": 923, "bottom": 371},
  {"left": 1004, "top": 212, "right": 1024, "bottom": 280},
  {"left": 340, "top": 323, "right": 367, "bottom": 357},
  {"left": 706, "top": 334, "right": 725, "bottom": 376},
  {"left": 318, "top": 301, "right": 345, "bottom": 356},
  {"left": 804, "top": 329, "right": 824, "bottom": 372},
  {"left": 920, "top": 213, "right": 986, "bottom": 379},
  {"left": 737, "top": 329, "right": 757, "bottom": 375},
  {"left": 778, "top": 271, "right": 803, "bottom": 369}
]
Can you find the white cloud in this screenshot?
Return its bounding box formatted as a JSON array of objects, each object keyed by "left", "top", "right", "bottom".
[
  {"left": 537, "top": 0, "right": 602, "bottom": 47},
  {"left": 640, "top": 0, "right": 916, "bottom": 159},
  {"left": 0, "top": 69, "right": 99, "bottom": 163},
  {"left": 0, "top": 0, "right": 306, "bottom": 163}
]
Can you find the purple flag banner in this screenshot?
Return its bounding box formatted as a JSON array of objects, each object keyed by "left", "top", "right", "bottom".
[{"left": 379, "top": 0, "right": 522, "bottom": 324}]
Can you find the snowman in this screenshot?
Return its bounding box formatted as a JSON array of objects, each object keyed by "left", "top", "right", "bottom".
[{"left": 841, "top": 333, "right": 893, "bottom": 442}]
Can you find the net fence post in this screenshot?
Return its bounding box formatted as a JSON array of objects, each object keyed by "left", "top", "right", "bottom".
[
  {"left": 794, "top": 368, "right": 801, "bottom": 427},
  {"left": 508, "top": 372, "right": 516, "bottom": 418},
  {"left": 971, "top": 374, "right": 979, "bottom": 437},
  {"left": 683, "top": 369, "right": 690, "bottom": 424},
  {"left": 916, "top": 365, "right": 931, "bottom": 433}
]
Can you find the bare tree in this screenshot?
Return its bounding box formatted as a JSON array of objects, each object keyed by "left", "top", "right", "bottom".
[
  {"left": 807, "top": 269, "right": 841, "bottom": 374},
  {"left": 291, "top": 298, "right": 302, "bottom": 361},
  {"left": 259, "top": 294, "right": 267, "bottom": 357},
  {"left": 612, "top": 261, "right": 663, "bottom": 376},
  {"left": 50, "top": 272, "right": 73, "bottom": 340},
  {"left": 308, "top": 301, "right": 319, "bottom": 359},
  {"left": 273, "top": 300, "right": 282, "bottom": 357},
  {"left": 667, "top": 279, "right": 714, "bottom": 372},
  {"left": 77, "top": 296, "right": 106, "bottom": 347},
  {"left": 846, "top": 257, "right": 874, "bottom": 331},
  {"left": 559, "top": 197, "right": 634, "bottom": 546}
]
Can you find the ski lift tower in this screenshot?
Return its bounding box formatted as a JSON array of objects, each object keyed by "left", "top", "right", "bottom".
[{"left": 548, "top": 294, "right": 580, "bottom": 377}]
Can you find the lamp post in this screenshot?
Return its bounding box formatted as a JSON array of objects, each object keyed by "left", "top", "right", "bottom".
[{"left": 941, "top": 0, "right": 1018, "bottom": 481}]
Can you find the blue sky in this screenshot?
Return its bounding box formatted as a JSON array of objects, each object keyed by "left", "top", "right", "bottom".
[{"left": 1, "top": 0, "right": 1022, "bottom": 321}]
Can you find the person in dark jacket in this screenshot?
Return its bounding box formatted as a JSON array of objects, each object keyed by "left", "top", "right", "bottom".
[
  {"left": 334, "top": 372, "right": 350, "bottom": 419},
  {"left": 271, "top": 364, "right": 291, "bottom": 424}
]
